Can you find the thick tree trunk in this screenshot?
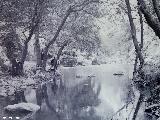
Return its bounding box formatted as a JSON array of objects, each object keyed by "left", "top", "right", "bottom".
[{"left": 42, "top": 7, "right": 72, "bottom": 70}]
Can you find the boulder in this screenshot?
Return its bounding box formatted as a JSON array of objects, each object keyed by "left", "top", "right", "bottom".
[{"left": 4, "top": 102, "right": 40, "bottom": 112}]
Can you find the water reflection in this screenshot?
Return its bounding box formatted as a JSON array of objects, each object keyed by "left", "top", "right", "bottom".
[
  {"left": 27, "top": 76, "right": 101, "bottom": 120},
  {"left": 0, "top": 64, "right": 131, "bottom": 120}
]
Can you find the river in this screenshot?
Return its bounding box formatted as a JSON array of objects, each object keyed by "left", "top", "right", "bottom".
[
  {"left": 61, "top": 64, "right": 133, "bottom": 118},
  {"left": 0, "top": 64, "right": 134, "bottom": 120}
]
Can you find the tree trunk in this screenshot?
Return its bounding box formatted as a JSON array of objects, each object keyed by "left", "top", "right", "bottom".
[
  {"left": 132, "top": 3, "right": 147, "bottom": 120},
  {"left": 21, "top": 41, "right": 28, "bottom": 64},
  {"left": 21, "top": 21, "right": 39, "bottom": 65},
  {"left": 133, "top": 55, "right": 138, "bottom": 75},
  {"left": 57, "top": 41, "right": 69, "bottom": 61},
  {"left": 138, "top": 7, "right": 144, "bottom": 50},
  {"left": 125, "top": 0, "right": 145, "bottom": 119},
  {"left": 0, "top": 57, "right": 8, "bottom": 72},
  {"left": 134, "top": 4, "right": 144, "bottom": 75},
  {"left": 132, "top": 94, "right": 144, "bottom": 120},
  {"left": 125, "top": 0, "right": 144, "bottom": 68},
  {"left": 138, "top": 5, "right": 144, "bottom": 70},
  {"left": 34, "top": 26, "right": 42, "bottom": 68},
  {"left": 41, "top": 49, "right": 48, "bottom": 70},
  {"left": 41, "top": 7, "right": 72, "bottom": 70},
  {"left": 54, "top": 41, "right": 70, "bottom": 70},
  {"left": 20, "top": 0, "right": 43, "bottom": 66}
]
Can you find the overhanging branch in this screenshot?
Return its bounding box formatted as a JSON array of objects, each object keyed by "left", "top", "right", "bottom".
[
  {"left": 152, "top": 0, "right": 160, "bottom": 22},
  {"left": 138, "top": 0, "right": 160, "bottom": 39}
]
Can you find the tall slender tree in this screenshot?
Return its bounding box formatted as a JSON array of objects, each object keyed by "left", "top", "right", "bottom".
[{"left": 125, "top": 0, "right": 144, "bottom": 119}]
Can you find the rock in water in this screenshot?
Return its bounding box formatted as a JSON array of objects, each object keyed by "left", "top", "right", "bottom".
[{"left": 4, "top": 103, "right": 40, "bottom": 112}]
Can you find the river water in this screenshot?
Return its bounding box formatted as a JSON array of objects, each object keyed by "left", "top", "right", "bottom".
[
  {"left": 61, "top": 64, "right": 133, "bottom": 117},
  {"left": 0, "top": 64, "right": 134, "bottom": 120}
]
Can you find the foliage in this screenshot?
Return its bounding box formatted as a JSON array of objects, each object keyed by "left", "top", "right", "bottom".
[{"left": 2, "top": 30, "right": 22, "bottom": 61}]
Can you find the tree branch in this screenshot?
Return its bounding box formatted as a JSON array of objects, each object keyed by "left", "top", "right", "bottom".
[
  {"left": 72, "top": 0, "right": 99, "bottom": 12},
  {"left": 152, "top": 0, "right": 160, "bottom": 22},
  {"left": 138, "top": 0, "right": 160, "bottom": 39},
  {"left": 57, "top": 40, "right": 71, "bottom": 60},
  {"left": 134, "top": 1, "right": 144, "bottom": 74},
  {"left": 21, "top": 0, "right": 44, "bottom": 64},
  {"left": 125, "top": 0, "right": 144, "bottom": 67},
  {"left": 45, "top": 6, "right": 72, "bottom": 50},
  {"left": 138, "top": 7, "right": 144, "bottom": 49}
]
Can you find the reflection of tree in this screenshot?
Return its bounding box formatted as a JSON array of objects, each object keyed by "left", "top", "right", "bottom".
[
  {"left": 37, "top": 78, "right": 101, "bottom": 120},
  {"left": 69, "top": 79, "right": 101, "bottom": 120},
  {"left": 35, "top": 83, "right": 61, "bottom": 120},
  {"left": 43, "top": 84, "right": 61, "bottom": 120}
]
